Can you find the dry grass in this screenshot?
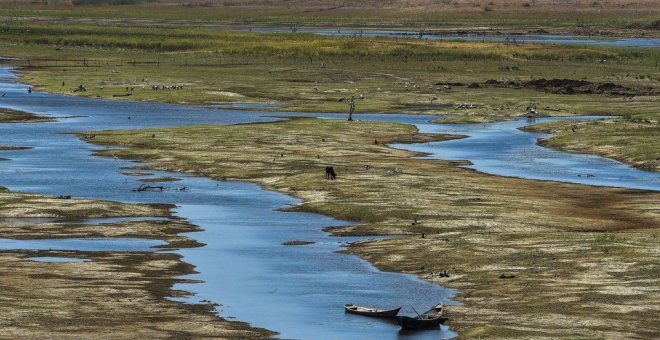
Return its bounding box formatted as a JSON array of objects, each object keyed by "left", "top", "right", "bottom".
[
  {"left": 0, "top": 190, "right": 170, "bottom": 220},
  {"left": 523, "top": 118, "right": 660, "bottom": 171},
  {"left": 2, "top": 1, "right": 658, "bottom": 33},
  {"left": 0, "top": 250, "right": 272, "bottom": 339},
  {"left": 0, "top": 187, "right": 273, "bottom": 338}
]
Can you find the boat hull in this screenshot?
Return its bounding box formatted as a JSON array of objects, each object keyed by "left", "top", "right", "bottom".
[
  {"left": 344, "top": 305, "right": 401, "bottom": 318},
  {"left": 396, "top": 315, "right": 447, "bottom": 330}
]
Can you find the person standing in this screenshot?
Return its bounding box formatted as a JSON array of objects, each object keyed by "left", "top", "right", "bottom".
[{"left": 348, "top": 96, "right": 355, "bottom": 121}]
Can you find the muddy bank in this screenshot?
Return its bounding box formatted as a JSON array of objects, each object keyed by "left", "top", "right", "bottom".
[
  {"left": 0, "top": 187, "right": 274, "bottom": 339},
  {"left": 462, "top": 78, "right": 659, "bottom": 96}
]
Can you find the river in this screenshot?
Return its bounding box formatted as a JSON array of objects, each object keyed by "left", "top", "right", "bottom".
[
  {"left": 0, "top": 65, "right": 658, "bottom": 339},
  {"left": 0, "top": 66, "right": 455, "bottom": 339}
]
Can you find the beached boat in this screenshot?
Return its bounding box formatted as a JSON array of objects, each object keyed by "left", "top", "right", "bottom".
[
  {"left": 396, "top": 303, "right": 448, "bottom": 330},
  {"left": 344, "top": 304, "right": 401, "bottom": 318}
]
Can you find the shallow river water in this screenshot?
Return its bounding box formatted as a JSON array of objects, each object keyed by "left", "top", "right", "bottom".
[
  {"left": 0, "top": 67, "right": 455, "bottom": 339},
  {"left": 238, "top": 27, "right": 660, "bottom": 48},
  {"left": 0, "top": 65, "right": 658, "bottom": 339}
]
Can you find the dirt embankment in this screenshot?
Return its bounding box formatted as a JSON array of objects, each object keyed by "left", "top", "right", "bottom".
[
  {"left": 464, "top": 78, "right": 659, "bottom": 96},
  {"left": 625, "top": 19, "right": 660, "bottom": 30}
]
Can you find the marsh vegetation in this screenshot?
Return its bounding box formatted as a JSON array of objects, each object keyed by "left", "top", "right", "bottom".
[
  {"left": 0, "top": 1, "right": 658, "bottom": 338},
  {"left": 1, "top": 11, "right": 657, "bottom": 171}
]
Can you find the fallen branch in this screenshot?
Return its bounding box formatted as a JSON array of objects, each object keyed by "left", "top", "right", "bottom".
[{"left": 133, "top": 184, "right": 164, "bottom": 192}]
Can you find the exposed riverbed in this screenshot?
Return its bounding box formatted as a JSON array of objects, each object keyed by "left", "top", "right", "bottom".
[{"left": 1, "top": 65, "right": 658, "bottom": 339}]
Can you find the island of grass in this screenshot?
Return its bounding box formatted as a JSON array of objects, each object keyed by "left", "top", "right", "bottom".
[
  {"left": 523, "top": 117, "right": 660, "bottom": 171},
  {"left": 0, "top": 108, "right": 54, "bottom": 123},
  {"left": 0, "top": 186, "right": 273, "bottom": 338},
  {"left": 0, "top": 146, "right": 33, "bottom": 151},
  {"left": 80, "top": 118, "right": 660, "bottom": 338}
]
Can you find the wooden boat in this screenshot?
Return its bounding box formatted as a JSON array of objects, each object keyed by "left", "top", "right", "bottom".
[
  {"left": 396, "top": 303, "right": 448, "bottom": 330},
  {"left": 423, "top": 303, "right": 446, "bottom": 316},
  {"left": 344, "top": 304, "right": 401, "bottom": 318}
]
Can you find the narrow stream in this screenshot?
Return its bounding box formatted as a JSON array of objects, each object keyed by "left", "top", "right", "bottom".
[
  {"left": 392, "top": 116, "right": 660, "bottom": 191},
  {"left": 1, "top": 65, "right": 658, "bottom": 339}
]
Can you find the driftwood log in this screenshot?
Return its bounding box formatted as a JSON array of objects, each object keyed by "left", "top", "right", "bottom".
[{"left": 133, "top": 184, "right": 164, "bottom": 192}]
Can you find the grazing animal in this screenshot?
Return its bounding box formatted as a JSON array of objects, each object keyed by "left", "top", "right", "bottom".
[{"left": 325, "top": 166, "right": 337, "bottom": 180}]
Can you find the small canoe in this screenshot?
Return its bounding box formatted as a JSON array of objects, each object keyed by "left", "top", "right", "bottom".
[{"left": 344, "top": 304, "right": 401, "bottom": 318}]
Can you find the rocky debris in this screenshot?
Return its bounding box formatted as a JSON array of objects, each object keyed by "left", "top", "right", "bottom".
[{"left": 434, "top": 81, "right": 464, "bottom": 87}]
